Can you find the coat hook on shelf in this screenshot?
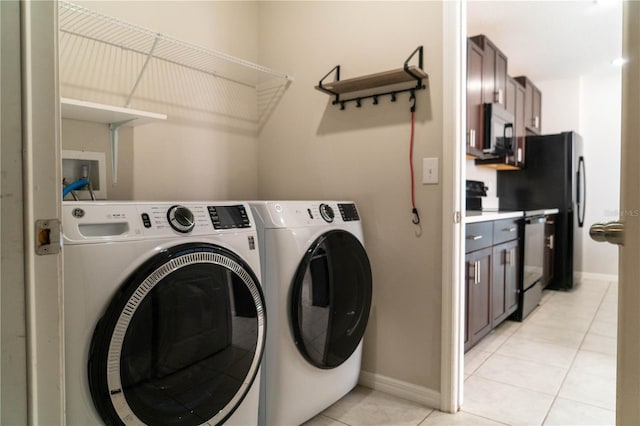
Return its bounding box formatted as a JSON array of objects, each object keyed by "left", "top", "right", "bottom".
[
  {"left": 356, "top": 99, "right": 362, "bottom": 108},
  {"left": 340, "top": 102, "right": 346, "bottom": 110},
  {"left": 409, "top": 90, "right": 416, "bottom": 112},
  {"left": 373, "top": 95, "right": 378, "bottom": 105},
  {"left": 391, "top": 93, "right": 397, "bottom": 102}
]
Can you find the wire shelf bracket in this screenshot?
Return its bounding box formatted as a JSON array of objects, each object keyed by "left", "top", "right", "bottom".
[{"left": 60, "top": 97, "right": 167, "bottom": 185}]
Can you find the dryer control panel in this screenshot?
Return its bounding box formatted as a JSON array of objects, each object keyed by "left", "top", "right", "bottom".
[
  {"left": 337, "top": 203, "right": 360, "bottom": 221},
  {"left": 250, "top": 201, "right": 361, "bottom": 229}
]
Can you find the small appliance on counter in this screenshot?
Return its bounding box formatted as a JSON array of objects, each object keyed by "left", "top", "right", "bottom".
[
  {"left": 466, "top": 180, "right": 499, "bottom": 211},
  {"left": 466, "top": 180, "right": 487, "bottom": 211}
]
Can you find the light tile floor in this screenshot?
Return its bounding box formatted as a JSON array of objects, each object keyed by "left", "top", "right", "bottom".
[{"left": 305, "top": 279, "right": 617, "bottom": 426}]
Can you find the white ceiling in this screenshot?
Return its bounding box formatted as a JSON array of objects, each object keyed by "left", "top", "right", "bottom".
[{"left": 467, "top": 0, "right": 623, "bottom": 82}]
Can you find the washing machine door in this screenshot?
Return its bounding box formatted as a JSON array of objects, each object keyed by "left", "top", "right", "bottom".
[
  {"left": 88, "top": 243, "right": 265, "bottom": 426},
  {"left": 291, "top": 229, "right": 372, "bottom": 369}
]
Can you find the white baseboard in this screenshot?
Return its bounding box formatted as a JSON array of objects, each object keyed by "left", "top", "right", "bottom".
[
  {"left": 574, "top": 271, "right": 619, "bottom": 283},
  {"left": 358, "top": 370, "right": 440, "bottom": 410}
]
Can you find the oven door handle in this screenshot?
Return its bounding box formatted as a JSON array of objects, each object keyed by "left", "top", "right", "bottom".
[{"left": 524, "top": 216, "right": 545, "bottom": 225}]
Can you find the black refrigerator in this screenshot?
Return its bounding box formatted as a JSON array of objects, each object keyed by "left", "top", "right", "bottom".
[{"left": 497, "top": 131, "right": 586, "bottom": 290}]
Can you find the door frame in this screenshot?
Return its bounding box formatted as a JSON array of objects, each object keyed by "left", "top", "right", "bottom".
[
  {"left": 440, "top": 0, "right": 466, "bottom": 413},
  {"left": 21, "top": 1, "right": 65, "bottom": 423},
  {"left": 615, "top": 2, "right": 640, "bottom": 424},
  {"left": 1, "top": 1, "right": 29, "bottom": 423}
]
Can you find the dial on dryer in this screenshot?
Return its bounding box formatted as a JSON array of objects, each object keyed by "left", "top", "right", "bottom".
[{"left": 319, "top": 203, "right": 335, "bottom": 223}]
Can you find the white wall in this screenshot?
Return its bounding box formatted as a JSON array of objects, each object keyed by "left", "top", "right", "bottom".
[
  {"left": 538, "top": 71, "right": 621, "bottom": 278},
  {"left": 257, "top": 1, "right": 444, "bottom": 396},
  {"left": 537, "top": 78, "right": 581, "bottom": 134},
  {"left": 578, "top": 70, "right": 621, "bottom": 277}
]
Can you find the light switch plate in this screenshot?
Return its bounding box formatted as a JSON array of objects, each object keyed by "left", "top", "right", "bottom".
[{"left": 422, "top": 157, "right": 438, "bottom": 184}]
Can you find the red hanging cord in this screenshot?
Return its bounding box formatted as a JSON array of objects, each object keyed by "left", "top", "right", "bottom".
[{"left": 409, "top": 93, "right": 420, "bottom": 225}]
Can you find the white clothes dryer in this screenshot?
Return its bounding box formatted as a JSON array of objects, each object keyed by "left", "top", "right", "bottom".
[
  {"left": 250, "top": 201, "right": 372, "bottom": 426},
  {"left": 63, "top": 201, "right": 266, "bottom": 426}
]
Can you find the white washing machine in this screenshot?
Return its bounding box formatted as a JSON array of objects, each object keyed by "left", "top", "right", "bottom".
[
  {"left": 63, "top": 201, "right": 266, "bottom": 426},
  {"left": 250, "top": 201, "right": 372, "bottom": 426}
]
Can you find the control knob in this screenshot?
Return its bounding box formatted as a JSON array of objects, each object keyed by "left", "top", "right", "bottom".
[
  {"left": 319, "top": 203, "right": 335, "bottom": 223},
  {"left": 167, "top": 205, "right": 195, "bottom": 233}
]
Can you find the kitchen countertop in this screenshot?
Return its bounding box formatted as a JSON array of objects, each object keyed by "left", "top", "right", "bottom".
[
  {"left": 465, "top": 208, "right": 560, "bottom": 223},
  {"left": 465, "top": 210, "right": 524, "bottom": 223}
]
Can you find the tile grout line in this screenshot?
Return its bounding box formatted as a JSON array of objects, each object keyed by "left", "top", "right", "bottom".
[
  {"left": 417, "top": 408, "right": 436, "bottom": 425},
  {"left": 316, "top": 413, "right": 351, "bottom": 426},
  {"left": 539, "top": 280, "right": 613, "bottom": 426}
]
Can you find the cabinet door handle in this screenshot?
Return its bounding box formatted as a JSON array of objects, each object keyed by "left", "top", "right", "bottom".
[
  {"left": 503, "top": 227, "right": 517, "bottom": 233},
  {"left": 505, "top": 249, "right": 510, "bottom": 265},
  {"left": 469, "top": 129, "right": 476, "bottom": 148},
  {"left": 517, "top": 147, "right": 523, "bottom": 163},
  {"left": 467, "top": 235, "right": 483, "bottom": 241},
  {"left": 494, "top": 89, "right": 504, "bottom": 105},
  {"left": 475, "top": 261, "right": 480, "bottom": 284},
  {"left": 533, "top": 116, "right": 540, "bottom": 129},
  {"left": 548, "top": 235, "right": 554, "bottom": 250}
]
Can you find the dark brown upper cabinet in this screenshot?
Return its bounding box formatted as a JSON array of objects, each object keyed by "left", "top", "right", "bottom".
[
  {"left": 470, "top": 35, "right": 508, "bottom": 108},
  {"left": 515, "top": 76, "right": 542, "bottom": 135},
  {"left": 505, "top": 76, "right": 526, "bottom": 168},
  {"left": 466, "top": 39, "right": 485, "bottom": 158}
]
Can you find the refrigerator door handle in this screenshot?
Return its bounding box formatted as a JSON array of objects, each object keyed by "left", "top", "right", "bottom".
[{"left": 577, "top": 156, "right": 586, "bottom": 228}]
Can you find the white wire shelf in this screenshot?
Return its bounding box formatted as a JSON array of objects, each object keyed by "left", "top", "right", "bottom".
[{"left": 58, "top": 1, "right": 293, "bottom": 105}]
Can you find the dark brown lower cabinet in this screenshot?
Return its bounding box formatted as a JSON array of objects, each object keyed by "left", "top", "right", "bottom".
[
  {"left": 464, "top": 247, "right": 493, "bottom": 352},
  {"left": 465, "top": 218, "right": 521, "bottom": 352},
  {"left": 492, "top": 240, "right": 519, "bottom": 326}
]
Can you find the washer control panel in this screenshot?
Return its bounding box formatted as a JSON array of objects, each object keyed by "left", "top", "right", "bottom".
[
  {"left": 63, "top": 201, "right": 256, "bottom": 243},
  {"left": 207, "top": 205, "right": 251, "bottom": 230}
]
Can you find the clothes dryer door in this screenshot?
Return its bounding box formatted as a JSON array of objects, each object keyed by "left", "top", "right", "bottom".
[
  {"left": 88, "top": 243, "right": 265, "bottom": 426},
  {"left": 291, "top": 230, "right": 372, "bottom": 369}
]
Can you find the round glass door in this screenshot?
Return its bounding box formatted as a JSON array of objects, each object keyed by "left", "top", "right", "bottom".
[
  {"left": 88, "top": 243, "right": 265, "bottom": 426},
  {"left": 290, "top": 230, "right": 372, "bottom": 369}
]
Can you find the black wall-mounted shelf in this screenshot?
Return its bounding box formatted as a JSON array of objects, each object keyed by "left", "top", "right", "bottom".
[{"left": 315, "top": 46, "right": 428, "bottom": 110}]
